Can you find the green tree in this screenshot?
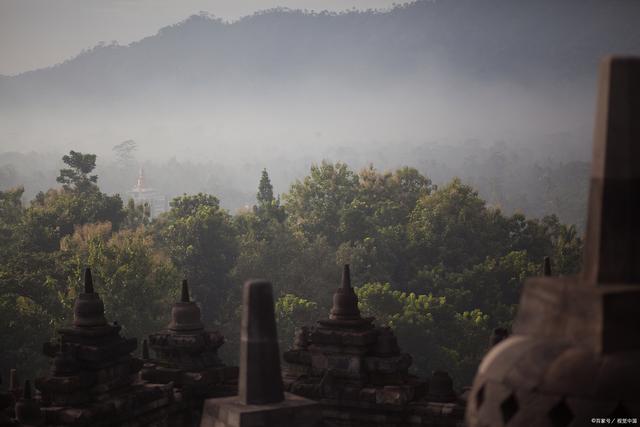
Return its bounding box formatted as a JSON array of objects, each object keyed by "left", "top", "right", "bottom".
[
  {"left": 27, "top": 187, "right": 125, "bottom": 239},
  {"left": 252, "top": 169, "right": 286, "bottom": 229},
  {"left": 0, "top": 152, "right": 130, "bottom": 377},
  {"left": 112, "top": 140, "right": 137, "bottom": 169},
  {"left": 56, "top": 150, "right": 99, "bottom": 193},
  {"left": 123, "top": 198, "right": 151, "bottom": 229},
  {"left": 338, "top": 166, "right": 433, "bottom": 286},
  {"left": 284, "top": 161, "right": 359, "bottom": 245},
  {"left": 257, "top": 169, "right": 275, "bottom": 207},
  {"left": 408, "top": 178, "right": 507, "bottom": 271},
  {"left": 275, "top": 293, "right": 320, "bottom": 350},
  {"left": 0, "top": 188, "right": 65, "bottom": 377},
  {"left": 61, "top": 223, "right": 179, "bottom": 340},
  {"left": 356, "top": 282, "right": 489, "bottom": 387},
  {"left": 156, "top": 193, "right": 238, "bottom": 324}
]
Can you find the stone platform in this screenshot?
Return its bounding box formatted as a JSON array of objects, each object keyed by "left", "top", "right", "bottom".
[{"left": 200, "top": 393, "right": 320, "bottom": 427}]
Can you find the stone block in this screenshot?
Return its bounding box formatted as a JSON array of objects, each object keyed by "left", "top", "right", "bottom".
[{"left": 200, "top": 393, "right": 321, "bottom": 427}]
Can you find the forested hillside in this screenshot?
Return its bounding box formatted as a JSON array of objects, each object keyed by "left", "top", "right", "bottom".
[
  {"left": 3, "top": 0, "right": 640, "bottom": 102},
  {"left": 0, "top": 141, "right": 591, "bottom": 230},
  {"left": 0, "top": 151, "right": 583, "bottom": 387},
  {"left": 2, "top": 0, "right": 629, "bottom": 230}
]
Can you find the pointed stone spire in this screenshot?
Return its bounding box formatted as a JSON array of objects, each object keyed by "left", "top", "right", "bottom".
[
  {"left": 583, "top": 57, "right": 640, "bottom": 285},
  {"left": 168, "top": 279, "right": 203, "bottom": 332},
  {"left": 73, "top": 267, "right": 107, "bottom": 327},
  {"left": 341, "top": 263, "right": 351, "bottom": 290},
  {"left": 200, "top": 280, "right": 319, "bottom": 426},
  {"left": 136, "top": 167, "right": 146, "bottom": 189},
  {"left": 238, "top": 280, "right": 284, "bottom": 405},
  {"left": 543, "top": 256, "right": 552, "bottom": 276},
  {"left": 181, "top": 279, "right": 190, "bottom": 302},
  {"left": 329, "top": 264, "right": 361, "bottom": 321},
  {"left": 84, "top": 267, "right": 94, "bottom": 294}
]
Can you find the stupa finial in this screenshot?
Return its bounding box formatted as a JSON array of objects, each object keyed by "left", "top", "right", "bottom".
[
  {"left": 239, "top": 280, "right": 284, "bottom": 405},
  {"left": 73, "top": 267, "right": 107, "bottom": 327},
  {"left": 168, "top": 279, "right": 203, "bottom": 332},
  {"left": 181, "top": 279, "right": 190, "bottom": 303},
  {"left": 84, "top": 267, "right": 94, "bottom": 294},
  {"left": 329, "top": 264, "right": 361, "bottom": 321},
  {"left": 342, "top": 264, "right": 351, "bottom": 290}
]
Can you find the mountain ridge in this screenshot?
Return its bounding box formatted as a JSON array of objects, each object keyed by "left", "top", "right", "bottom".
[
  {"left": 4, "top": 0, "right": 640, "bottom": 92},
  {"left": 1, "top": 0, "right": 639, "bottom": 158}
]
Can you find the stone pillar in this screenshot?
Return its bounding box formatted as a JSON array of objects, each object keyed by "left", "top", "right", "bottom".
[
  {"left": 200, "top": 280, "right": 320, "bottom": 427},
  {"left": 583, "top": 57, "right": 640, "bottom": 284},
  {"left": 238, "top": 280, "right": 284, "bottom": 405}
]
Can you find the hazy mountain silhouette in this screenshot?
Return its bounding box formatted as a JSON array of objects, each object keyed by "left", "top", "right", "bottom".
[
  {"left": 2, "top": 0, "right": 639, "bottom": 107},
  {"left": 1, "top": 0, "right": 639, "bottom": 179},
  {"left": 3, "top": 0, "right": 636, "bottom": 226}
]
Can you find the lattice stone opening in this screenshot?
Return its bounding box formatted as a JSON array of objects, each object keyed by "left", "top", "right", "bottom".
[
  {"left": 475, "top": 384, "right": 485, "bottom": 410},
  {"left": 500, "top": 392, "right": 519, "bottom": 425},
  {"left": 548, "top": 399, "right": 574, "bottom": 427}
]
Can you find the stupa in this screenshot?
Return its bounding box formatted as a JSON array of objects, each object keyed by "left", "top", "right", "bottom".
[
  {"left": 34, "top": 268, "right": 188, "bottom": 426},
  {"left": 142, "top": 280, "right": 237, "bottom": 416},
  {"left": 466, "top": 56, "right": 640, "bottom": 427},
  {"left": 283, "top": 265, "right": 465, "bottom": 426}
]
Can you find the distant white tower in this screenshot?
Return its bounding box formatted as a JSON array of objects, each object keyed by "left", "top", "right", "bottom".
[{"left": 129, "top": 168, "right": 167, "bottom": 217}]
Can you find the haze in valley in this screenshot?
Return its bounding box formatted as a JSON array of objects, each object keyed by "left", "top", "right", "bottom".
[{"left": 2, "top": 0, "right": 640, "bottom": 227}]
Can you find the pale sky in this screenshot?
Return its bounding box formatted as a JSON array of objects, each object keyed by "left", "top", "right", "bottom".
[{"left": 0, "top": 0, "right": 399, "bottom": 76}]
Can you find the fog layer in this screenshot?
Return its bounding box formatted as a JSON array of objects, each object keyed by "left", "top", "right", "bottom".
[{"left": 1, "top": 0, "right": 639, "bottom": 225}]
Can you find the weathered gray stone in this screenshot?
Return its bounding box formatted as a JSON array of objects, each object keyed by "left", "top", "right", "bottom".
[
  {"left": 32, "top": 268, "right": 190, "bottom": 426},
  {"left": 467, "top": 56, "right": 640, "bottom": 427},
  {"left": 238, "top": 280, "right": 284, "bottom": 405},
  {"left": 200, "top": 280, "right": 320, "bottom": 427},
  {"left": 283, "top": 265, "right": 462, "bottom": 426}
]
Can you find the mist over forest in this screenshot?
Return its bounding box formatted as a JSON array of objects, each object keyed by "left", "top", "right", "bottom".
[
  {"left": 2, "top": 0, "right": 640, "bottom": 228},
  {"left": 4, "top": 0, "right": 640, "bottom": 392}
]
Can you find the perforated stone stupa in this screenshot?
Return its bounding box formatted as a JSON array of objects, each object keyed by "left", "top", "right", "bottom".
[
  {"left": 282, "top": 265, "right": 465, "bottom": 426},
  {"left": 33, "top": 268, "right": 188, "bottom": 426},
  {"left": 141, "top": 279, "right": 238, "bottom": 416},
  {"left": 466, "top": 56, "right": 640, "bottom": 427}
]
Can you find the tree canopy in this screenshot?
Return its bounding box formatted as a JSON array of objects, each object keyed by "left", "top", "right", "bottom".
[{"left": 0, "top": 153, "right": 583, "bottom": 387}]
